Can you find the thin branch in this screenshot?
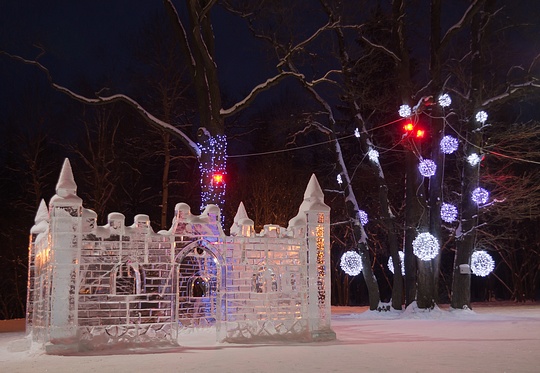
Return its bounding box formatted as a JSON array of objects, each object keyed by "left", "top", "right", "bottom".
[{"left": 2, "top": 51, "right": 201, "bottom": 157}]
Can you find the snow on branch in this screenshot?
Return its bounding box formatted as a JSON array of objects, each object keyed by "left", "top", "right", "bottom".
[
  {"left": 481, "top": 81, "right": 540, "bottom": 108},
  {"left": 359, "top": 36, "right": 401, "bottom": 63},
  {"left": 163, "top": 0, "right": 196, "bottom": 71},
  {"left": 220, "top": 71, "right": 304, "bottom": 117},
  {"left": 440, "top": 0, "right": 483, "bottom": 50},
  {"left": 276, "top": 20, "right": 339, "bottom": 68},
  {"left": 2, "top": 51, "right": 201, "bottom": 158}
]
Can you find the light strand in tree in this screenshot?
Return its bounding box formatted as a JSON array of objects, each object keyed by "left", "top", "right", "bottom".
[
  {"left": 475, "top": 110, "right": 488, "bottom": 124},
  {"left": 412, "top": 232, "right": 440, "bottom": 261},
  {"left": 199, "top": 134, "right": 227, "bottom": 211},
  {"left": 399, "top": 104, "right": 411, "bottom": 118},
  {"left": 471, "top": 250, "right": 495, "bottom": 277},
  {"left": 388, "top": 251, "right": 405, "bottom": 275},
  {"left": 441, "top": 203, "right": 458, "bottom": 223},
  {"left": 440, "top": 135, "right": 459, "bottom": 154},
  {"left": 438, "top": 93, "right": 452, "bottom": 108},
  {"left": 340, "top": 251, "right": 363, "bottom": 276},
  {"left": 471, "top": 187, "right": 489, "bottom": 205},
  {"left": 418, "top": 159, "right": 437, "bottom": 177},
  {"left": 358, "top": 210, "right": 368, "bottom": 226}
]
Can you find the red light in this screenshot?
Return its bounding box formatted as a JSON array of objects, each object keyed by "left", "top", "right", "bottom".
[
  {"left": 404, "top": 123, "right": 414, "bottom": 132},
  {"left": 416, "top": 129, "right": 425, "bottom": 138},
  {"left": 212, "top": 173, "right": 224, "bottom": 184}
]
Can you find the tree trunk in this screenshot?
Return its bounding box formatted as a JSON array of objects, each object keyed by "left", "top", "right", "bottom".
[{"left": 451, "top": 1, "right": 487, "bottom": 309}]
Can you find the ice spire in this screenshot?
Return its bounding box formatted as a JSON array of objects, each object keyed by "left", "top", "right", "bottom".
[
  {"left": 299, "top": 174, "right": 329, "bottom": 212},
  {"left": 34, "top": 199, "right": 49, "bottom": 224},
  {"left": 30, "top": 199, "right": 49, "bottom": 235},
  {"left": 56, "top": 158, "right": 77, "bottom": 197},
  {"left": 230, "top": 202, "right": 254, "bottom": 236}
]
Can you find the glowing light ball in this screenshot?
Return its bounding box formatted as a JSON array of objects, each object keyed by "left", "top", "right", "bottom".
[
  {"left": 358, "top": 210, "right": 368, "bottom": 226},
  {"left": 441, "top": 203, "right": 458, "bottom": 223},
  {"left": 388, "top": 251, "right": 405, "bottom": 275},
  {"left": 471, "top": 187, "right": 489, "bottom": 205},
  {"left": 440, "top": 135, "right": 459, "bottom": 154},
  {"left": 412, "top": 232, "right": 439, "bottom": 261},
  {"left": 467, "top": 153, "right": 481, "bottom": 166},
  {"left": 354, "top": 128, "right": 360, "bottom": 138},
  {"left": 337, "top": 174, "right": 343, "bottom": 185},
  {"left": 399, "top": 104, "right": 412, "bottom": 118},
  {"left": 368, "top": 148, "right": 379, "bottom": 163},
  {"left": 438, "top": 93, "right": 452, "bottom": 108},
  {"left": 418, "top": 159, "right": 437, "bottom": 177},
  {"left": 475, "top": 110, "right": 488, "bottom": 124},
  {"left": 340, "top": 251, "right": 363, "bottom": 276},
  {"left": 471, "top": 250, "right": 495, "bottom": 277}
]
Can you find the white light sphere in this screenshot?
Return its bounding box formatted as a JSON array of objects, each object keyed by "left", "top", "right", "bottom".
[
  {"left": 340, "top": 251, "right": 363, "bottom": 276},
  {"left": 475, "top": 111, "right": 488, "bottom": 124},
  {"left": 399, "top": 104, "right": 412, "bottom": 118},
  {"left": 418, "top": 159, "right": 437, "bottom": 177},
  {"left": 388, "top": 251, "right": 405, "bottom": 275},
  {"left": 337, "top": 174, "right": 343, "bottom": 185},
  {"left": 467, "top": 153, "right": 481, "bottom": 166},
  {"left": 440, "top": 135, "right": 459, "bottom": 154},
  {"left": 412, "top": 232, "right": 440, "bottom": 261},
  {"left": 471, "top": 250, "right": 495, "bottom": 277},
  {"left": 368, "top": 148, "right": 380, "bottom": 163},
  {"left": 354, "top": 128, "right": 360, "bottom": 138},
  {"left": 441, "top": 203, "right": 458, "bottom": 223},
  {"left": 471, "top": 187, "right": 489, "bottom": 205},
  {"left": 358, "top": 210, "right": 369, "bottom": 226},
  {"left": 438, "top": 93, "right": 452, "bottom": 107}
]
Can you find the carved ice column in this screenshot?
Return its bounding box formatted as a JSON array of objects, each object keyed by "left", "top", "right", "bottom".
[
  {"left": 47, "top": 159, "right": 83, "bottom": 351},
  {"left": 298, "top": 174, "right": 335, "bottom": 341}
]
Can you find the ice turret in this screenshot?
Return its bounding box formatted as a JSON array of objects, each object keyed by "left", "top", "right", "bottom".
[
  {"left": 56, "top": 158, "right": 77, "bottom": 197},
  {"left": 47, "top": 159, "right": 83, "bottom": 352},
  {"left": 50, "top": 158, "right": 82, "bottom": 206},
  {"left": 230, "top": 202, "right": 254, "bottom": 237},
  {"left": 30, "top": 199, "right": 49, "bottom": 235},
  {"left": 297, "top": 174, "right": 334, "bottom": 341},
  {"left": 298, "top": 173, "right": 330, "bottom": 213}
]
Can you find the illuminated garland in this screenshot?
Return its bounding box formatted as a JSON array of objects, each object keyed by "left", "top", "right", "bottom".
[
  {"left": 388, "top": 251, "right": 405, "bottom": 275},
  {"left": 418, "top": 159, "right": 437, "bottom": 177},
  {"left": 440, "top": 135, "right": 459, "bottom": 154},
  {"left": 358, "top": 210, "right": 368, "bottom": 226},
  {"left": 475, "top": 110, "right": 488, "bottom": 124},
  {"left": 340, "top": 251, "right": 363, "bottom": 276},
  {"left": 471, "top": 187, "right": 489, "bottom": 205},
  {"left": 438, "top": 93, "right": 451, "bottom": 107},
  {"left": 467, "top": 153, "right": 481, "bottom": 166},
  {"left": 441, "top": 203, "right": 458, "bottom": 223},
  {"left": 399, "top": 104, "right": 412, "bottom": 118},
  {"left": 337, "top": 174, "right": 343, "bottom": 185},
  {"left": 471, "top": 250, "right": 495, "bottom": 277},
  {"left": 412, "top": 232, "right": 439, "bottom": 261},
  {"left": 199, "top": 134, "right": 227, "bottom": 211},
  {"left": 368, "top": 148, "right": 380, "bottom": 163}
]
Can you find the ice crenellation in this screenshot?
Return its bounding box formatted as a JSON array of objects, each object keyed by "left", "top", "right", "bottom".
[{"left": 27, "top": 159, "right": 335, "bottom": 354}]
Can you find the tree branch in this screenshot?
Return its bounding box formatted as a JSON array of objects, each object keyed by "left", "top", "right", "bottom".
[{"left": 1, "top": 51, "right": 201, "bottom": 158}]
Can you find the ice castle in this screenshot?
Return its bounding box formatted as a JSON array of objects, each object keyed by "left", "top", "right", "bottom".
[{"left": 27, "top": 159, "right": 335, "bottom": 354}]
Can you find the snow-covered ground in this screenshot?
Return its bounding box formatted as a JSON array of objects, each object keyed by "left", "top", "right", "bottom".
[{"left": 1, "top": 302, "right": 539, "bottom": 373}]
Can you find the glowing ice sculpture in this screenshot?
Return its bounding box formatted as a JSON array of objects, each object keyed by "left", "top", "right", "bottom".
[{"left": 27, "top": 160, "right": 335, "bottom": 354}]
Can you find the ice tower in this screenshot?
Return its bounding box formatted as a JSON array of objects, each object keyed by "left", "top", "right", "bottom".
[
  {"left": 47, "top": 159, "right": 83, "bottom": 352},
  {"left": 297, "top": 174, "right": 335, "bottom": 341}
]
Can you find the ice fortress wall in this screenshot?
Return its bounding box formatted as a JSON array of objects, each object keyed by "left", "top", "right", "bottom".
[{"left": 27, "top": 159, "right": 335, "bottom": 354}]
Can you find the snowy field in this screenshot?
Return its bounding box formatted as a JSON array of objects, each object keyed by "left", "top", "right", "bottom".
[{"left": 1, "top": 302, "right": 539, "bottom": 373}]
